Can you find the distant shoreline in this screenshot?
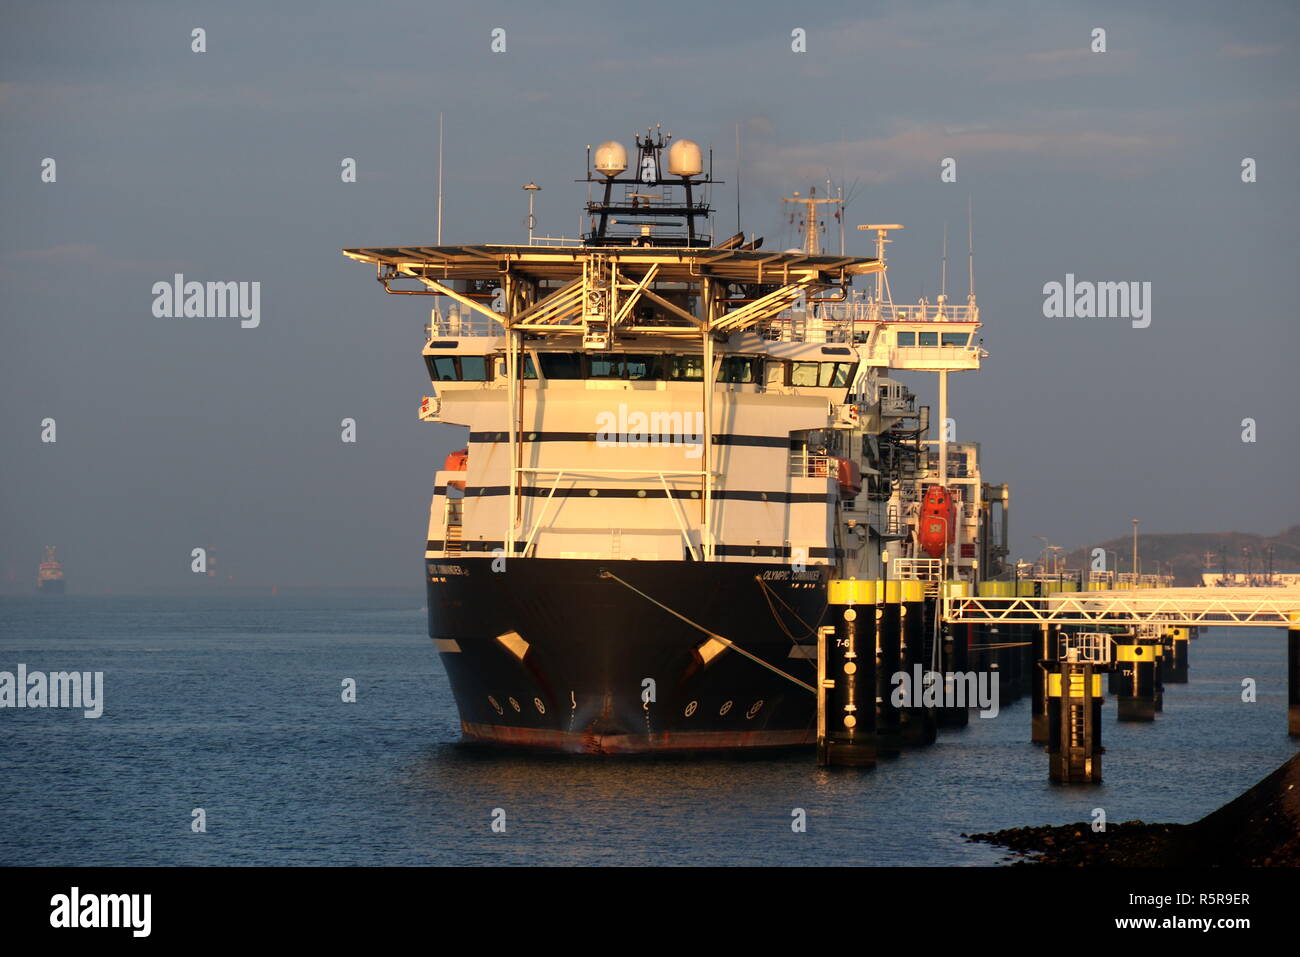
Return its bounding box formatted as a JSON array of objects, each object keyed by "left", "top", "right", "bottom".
[{"left": 0, "top": 584, "right": 426, "bottom": 598}]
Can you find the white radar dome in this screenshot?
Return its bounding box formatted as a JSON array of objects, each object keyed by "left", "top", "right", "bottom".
[
  {"left": 594, "top": 141, "right": 628, "bottom": 177},
  {"left": 666, "top": 138, "right": 703, "bottom": 177}
]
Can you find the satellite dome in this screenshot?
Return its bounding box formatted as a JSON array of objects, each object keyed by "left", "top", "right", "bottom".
[
  {"left": 594, "top": 141, "right": 628, "bottom": 177},
  {"left": 666, "top": 138, "right": 703, "bottom": 177}
]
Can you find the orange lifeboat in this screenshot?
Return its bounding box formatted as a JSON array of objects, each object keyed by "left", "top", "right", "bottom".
[
  {"left": 917, "top": 485, "right": 955, "bottom": 558},
  {"left": 444, "top": 448, "right": 468, "bottom": 491},
  {"left": 834, "top": 457, "right": 862, "bottom": 497}
]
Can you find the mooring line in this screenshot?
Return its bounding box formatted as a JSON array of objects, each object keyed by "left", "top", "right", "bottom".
[{"left": 598, "top": 569, "right": 816, "bottom": 694}]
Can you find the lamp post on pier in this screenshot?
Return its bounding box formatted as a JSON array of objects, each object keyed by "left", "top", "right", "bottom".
[{"left": 1132, "top": 519, "right": 1140, "bottom": 578}]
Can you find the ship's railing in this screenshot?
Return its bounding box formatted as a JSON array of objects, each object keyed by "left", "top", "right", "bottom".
[
  {"left": 1061, "top": 632, "right": 1113, "bottom": 663},
  {"left": 751, "top": 298, "right": 983, "bottom": 348},
  {"left": 756, "top": 315, "right": 866, "bottom": 345},
  {"left": 421, "top": 294, "right": 980, "bottom": 343},
  {"left": 1116, "top": 572, "right": 1175, "bottom": 589},
  {"left": 894, "top": 557, "right": 944, "bottom": 581},
  {"left": 944, "top": 588, "right": 1300, "bottom": 627},
  {"left": 427, "top": 308, "right": 502, "bottom": 338},
  {"left": 816, "top": 301, "right": 980, "bottom": 324},
  {"left": 1022, "top": 572, "right": 1082, "bottom": 589},
  {"left": 790, "top": 452, "right": 837, "bottom": 479}
]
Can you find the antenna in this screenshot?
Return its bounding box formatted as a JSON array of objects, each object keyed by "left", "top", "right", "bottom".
[
  {"left": 735, "top": 122, "right": 741, "bottom": 236},
  {"left": 941, "top": 222, "right": 948, "bottom": 301},
  {"left": 966, "top": 196, "right": 975, "bottom": 304},
  {"left": 783, "top": 186, "right": 839, "bottom": 256},
  {"left": 857, "top": 224, "right": 903, "bottom": 305},
  {"left": 437, "top": 112, "right": 444, "bottom": 245},
  {"left": 838, "top": 185, "right": 845, "bottom": 255}
]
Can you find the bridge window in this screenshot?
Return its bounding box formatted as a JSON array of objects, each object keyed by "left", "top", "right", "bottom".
[
  {"left": 508, "top": 352, "right": 772, "bottom": 383},
  {"left": 624, "top": 354, "right": 661, "bottom": 380},
  {"left": 918, "top": 331, "right": 938, "bottom": 346},
  {"left": 791, "top": 362, "right": 818, "bottom": 387},
  {"left": 826, "top": 362, "right": 854, "bottom": 387},
  {"left": 538, "top": 353, "right": 584, "bottom": 379},
  {"left": 896, "top": 331, "right": 915, "bottom": 346},
  {"left": 510, "top": 355, "right": 539, "bottom": 379},
  {"left": 588, "top": 354, "right": 663, "bottom": 379},
  {"left": 790, "top": 361, "right": 856, "bottom": 388},
  {"left": 719, "top": 356, "right": 763, "bottom": 383},
  {"left": 941, "top": 333, "right": 969, "bottom": 347},
  {"left": 669, "top": 355, "right": 704, "bottom": 380},
  {"left": 426, "top": 355, "right": 490, "bottom": 381}
]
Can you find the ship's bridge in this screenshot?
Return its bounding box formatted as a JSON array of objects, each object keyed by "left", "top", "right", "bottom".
[{"left": 812, "top": 300, "right": 983, "bottom": 372}]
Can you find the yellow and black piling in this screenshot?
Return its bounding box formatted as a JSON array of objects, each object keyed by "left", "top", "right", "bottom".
[
  {"left": 1161, "top": 625, "right": 1190, "bottom": 683},
  {"left": 900, "top": 580, "right": 937, "bottom": 746},
  {"left": 874, "top": 582, "right": 903, "bottom": 756},
  {"left": 1152, "top": 639, "right": 1165, "bottom": 712},
  {"left": 1046, "top": 659, "right": 1104, "bottom": 783},
  {"left": 1114, "top": 635, "right": 1158, "bottom": 721},
  {"left": 817, "top": 579, "right": 878, "bottom": 767},
  {"left": 1031, "top": 618, "right": 1061, "bottom": 745},
  {"left": 1107, "top": 631, "right": 1131, "bottom": 695}
]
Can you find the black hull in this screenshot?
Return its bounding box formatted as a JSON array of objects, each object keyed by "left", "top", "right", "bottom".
[
  {"left": 37, "top": 580, "right": 65, "bottom": 595},
  {"left": 427, "top": 557, "right": 829, "bottom": 753}
]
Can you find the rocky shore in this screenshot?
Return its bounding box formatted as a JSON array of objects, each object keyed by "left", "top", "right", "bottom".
[{"left": 966, "top": 751, "right": 1300, "bottom": 866}]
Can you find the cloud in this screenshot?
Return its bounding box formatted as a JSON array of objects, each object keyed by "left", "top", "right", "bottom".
[
  {"left": 3, "top": 245, "right": 183, "bottom": 278},
  {"left": 748, "top": 115, "right": 1179, "bottom": 186},
  {"left": 1218, "top": 43, "right": 1282, "bottom": 58}
]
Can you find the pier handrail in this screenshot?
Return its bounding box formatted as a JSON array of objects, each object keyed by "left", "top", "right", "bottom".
[{"left": 942, "top": 588, "right": 1300, "bottom": 627}]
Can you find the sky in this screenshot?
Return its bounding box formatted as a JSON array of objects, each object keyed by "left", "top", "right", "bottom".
[{"left": 2, "top": 0, "right": 1297, "bottom": 592}]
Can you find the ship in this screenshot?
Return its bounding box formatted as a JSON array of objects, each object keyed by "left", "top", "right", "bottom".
[
  {"left": 37, "top": 545, "right": 65, "bottom": 594},
  {"left": 344, "top": 127, "right": 1008, "bottom": 752}
]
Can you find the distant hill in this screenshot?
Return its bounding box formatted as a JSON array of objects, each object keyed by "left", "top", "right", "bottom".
[{"left": 1060, "top": 525, "right": 1300, "bottom": 586}]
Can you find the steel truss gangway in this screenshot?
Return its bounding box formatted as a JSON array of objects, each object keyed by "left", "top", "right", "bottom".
[{"left": 942, "top": 587, "right": 1300, "bottom": 628}]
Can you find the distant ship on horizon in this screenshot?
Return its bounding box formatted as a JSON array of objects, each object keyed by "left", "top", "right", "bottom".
[{"left": 37, "top": 546, "right": 65, "bottom": 594}]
